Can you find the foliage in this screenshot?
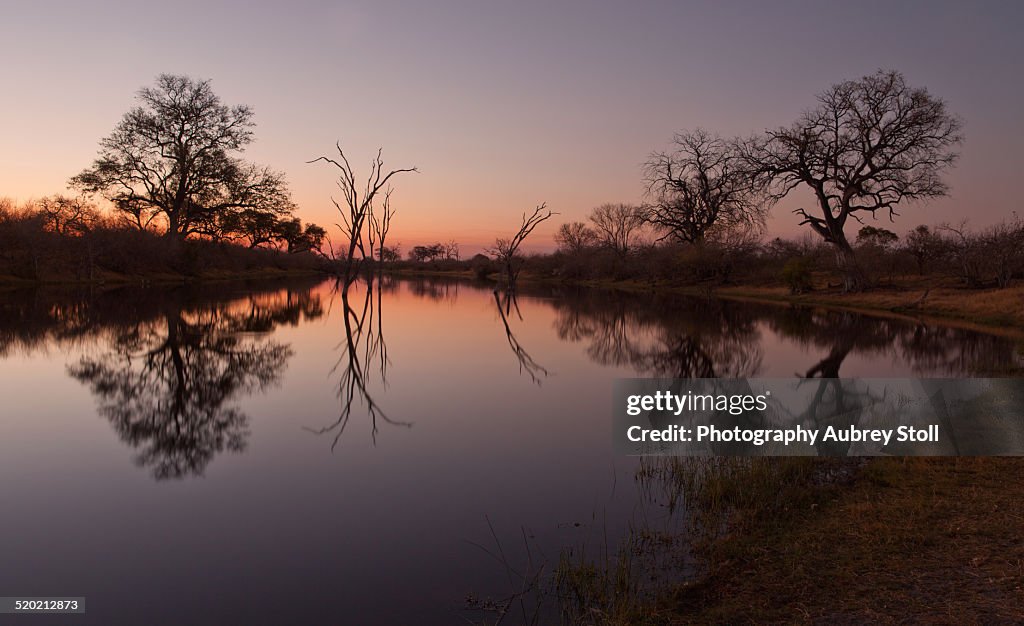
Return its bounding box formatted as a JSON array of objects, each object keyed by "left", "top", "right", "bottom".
[
  {"left": 856, "top": 225, "right": 899, "bottom": 248},
  {"left": 0, "top": 198, "right": 327, "bottom": 281},
  {"left": 780, "top": 257, "right": 815, "bottom": 294},
  {"left": 72, "top": 74, "right": 296, "bottom": 242}
]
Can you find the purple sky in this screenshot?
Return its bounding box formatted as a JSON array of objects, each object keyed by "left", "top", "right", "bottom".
[{"left": 2, "top": 0, "right": 1021, "bottom": 252}]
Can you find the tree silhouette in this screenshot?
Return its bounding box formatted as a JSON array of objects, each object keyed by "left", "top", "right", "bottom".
[
  {"left": 644, "top": 129, "right": 766, "bottom": 244},
  {"left": 71, "top": 74, "right": 295, "bottom": 241},
  {"left": 750, "top": 70, "right": 962, "bottom": 291},
  {"left": 489, "top": 204, "right": 554, "bottom": 292},
  {"left": 309, "top": 144, "right": 416, "bottom": 289}
]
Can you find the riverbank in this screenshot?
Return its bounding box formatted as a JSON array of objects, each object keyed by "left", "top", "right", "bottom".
[
  {"left": 0, "top": 266, "right": 327, "bottom": 287},
  {"left": 578, "top": 276, "right": 1024, "bottom": 334},
  {"left": 707, "top": 281, "right": 1024, "bottom": 334},
  {"left": 389, "top": 268, "right": 1024, "bottom": 335},
  {"left": 661, "top": 457, "right": 1024, "bottom": 623}
]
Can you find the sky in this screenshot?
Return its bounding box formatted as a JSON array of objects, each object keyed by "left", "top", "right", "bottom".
[{"left": 1, "top": 0, "right": 1022, "bottom": 253}]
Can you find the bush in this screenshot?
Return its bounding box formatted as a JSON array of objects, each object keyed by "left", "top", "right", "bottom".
[
  {"left": 470, "top": 254, "right": 496, "bottom": 279},
  {"left": 0, "top": 198, "right": 329, "bottom": 281},
  {"left": 781, "top": 257, "right": 814, "bottom": 294}
]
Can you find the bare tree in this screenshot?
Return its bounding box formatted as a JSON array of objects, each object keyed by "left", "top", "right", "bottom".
[
  {"left": 37, "top": 195, "right": 101, "bottom": 236},
  {"left": 554, "top": 221, "right": 597, "bottom": 254},
  {"left": 309, "top": 143, "right": 417, "bottom": 289},
  {"left": 749, "top": 70, "right": 963, "bottom": 291},
  {"left": 982, "top": 215, "right": 1024, "bottom": 289},
  {"left": 71, "top": 74, "right": 294, "bottom": 241},
  {"left": 489, "top": 203, "right": 555, "bottom": 292},
  {"left": 644, "top": 129, "right": 766, "bottom": 245},
  {"left": 588, "top": 203, "right": 646, "bottom": 256},
  {"left": 369, "top": 188, "right": 396, "bottom": 266},
  {"left": 442, "top": 240, "right": 460, "bottom": 260},
  {"left": 940, "top": 217, "right": 1024, "bottom": 288}
]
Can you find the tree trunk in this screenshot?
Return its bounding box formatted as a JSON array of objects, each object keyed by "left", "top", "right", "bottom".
[
  {"left": 832, "top": 236, "right": 865, "bottom": 292},
  {"left": 166, "top": 212, "right": 182, "bottom": 240}
]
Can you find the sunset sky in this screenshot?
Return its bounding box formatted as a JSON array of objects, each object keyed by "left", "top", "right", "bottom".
[{"left": 2, "top": 0, "right": 1021, "bottom": 253}]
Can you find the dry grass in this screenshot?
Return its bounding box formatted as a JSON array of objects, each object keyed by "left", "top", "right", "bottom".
[
  {"left": 665, "top": 457, "right": 1024, "bottom": 624},
  {"left": 706, "top": 276, "right": 1024, "bottom": 335}
]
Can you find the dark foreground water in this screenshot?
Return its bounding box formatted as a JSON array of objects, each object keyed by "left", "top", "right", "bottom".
[{"left": 1, "top": 277, "right": 1021, "bottom": 624}]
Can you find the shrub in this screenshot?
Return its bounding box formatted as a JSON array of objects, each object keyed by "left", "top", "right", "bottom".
[{"left": 781, "top": 257, "right": 814, "bottom": 294}]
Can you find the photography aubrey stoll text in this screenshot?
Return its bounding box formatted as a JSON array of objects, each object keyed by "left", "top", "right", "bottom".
[{"left": 625, "top": 424, "right": 940, "bottom": 446}]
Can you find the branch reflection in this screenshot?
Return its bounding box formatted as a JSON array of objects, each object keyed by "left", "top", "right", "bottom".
[
  {"left": 494, "top": 290, "right": 549, "bottom": 384},
  {"left": 309, "top": 276, "right": 411, "bottom": 449}
]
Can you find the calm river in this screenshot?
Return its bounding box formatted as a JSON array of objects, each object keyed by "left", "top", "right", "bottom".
[{"left": 1, "top": 277, "right": 1021, "bottom": 624}]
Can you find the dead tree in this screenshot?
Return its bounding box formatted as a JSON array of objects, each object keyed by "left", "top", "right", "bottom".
[
  {"left": 309, "top": 144, "right": 416, "bottom": 290},
  {"left": 369, "top": 188, "right": 395, "bottom": 268},
  {"left": 489, "top": 203, "right": 555, "bottom": 293}
]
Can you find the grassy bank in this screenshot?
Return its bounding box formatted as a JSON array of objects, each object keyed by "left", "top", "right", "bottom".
[
  {"left": 564, "top": 274, "right": 1024, "bottom": 333},
  {"left": 554, "top": 457, "right": 1024, "bottom": 624},
  {"left": 661, "top": 457, "right": 1024, "bottom": 623},
  {"left": 708, "top": 280, "right": 1024, "bottom": 333}
]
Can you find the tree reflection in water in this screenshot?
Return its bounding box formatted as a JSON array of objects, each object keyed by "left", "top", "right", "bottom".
[
  {"left": 552, "top": 288, "right": 763, "bottom": 378},
  {"left": 546, "top": 286, "right": 1023, "bottom": 456},
  {"left": 4, "top": 278, "right": 1022, "bottom": 476},
  {"left": 547, "top": 286, "right": 1023, "bottom": 378},
  {"left": 494, "top": 290, "right": 549, "bottom": 384},
  {"left": 309, "top": 276, "right": 411, "bottom": 449},
  {"left": 65, "top": 284, "right": 323, "bottom": 479}
]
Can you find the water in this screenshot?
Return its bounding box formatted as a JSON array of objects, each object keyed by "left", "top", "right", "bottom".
[{"left": 1, "top": 277, "right": 1021, "bottom": 624}]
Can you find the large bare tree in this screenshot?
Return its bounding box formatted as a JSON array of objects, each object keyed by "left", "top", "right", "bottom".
[
  {"left": 643, "top": 129, "right": 766, "bottom": 244},
  {"left": 750, "top": 70, "right": 962, "bottom": 290},
  {"left": 71, "top": 74, "right": 294, "bottom": 241}
]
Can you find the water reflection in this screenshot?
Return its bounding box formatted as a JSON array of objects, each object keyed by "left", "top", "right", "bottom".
[
  {"left": 494, "top": 290, "right": 549, "bottom": 384},
  {"left": 407, "top": 277, "right": 460, "bottom": 303},
  {"left": 2, "top": 278, "right": 1024, "bottom": 624},
  {"left": 543, "top": 286, "right": 1023, "bottom": 378},
  {"left": 1, "top": 281, "right": 323, "bottom": 479},
  {"left": 0, "top": 279, "right": 1021, "bottom": 479},
  {"left": 310, "top": 276, "right": 411, "bottom": 449},
  {"left": 553, "top": 290, "right": 763, "bottom": 379}
]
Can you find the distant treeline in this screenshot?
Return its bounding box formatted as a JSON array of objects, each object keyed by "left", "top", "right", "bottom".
[
  {"left": 392, "top": 211, "right": 1024, "bottom": 293},
  {"left": 0, "top": 197, "right": 328, "bottom": 282}
]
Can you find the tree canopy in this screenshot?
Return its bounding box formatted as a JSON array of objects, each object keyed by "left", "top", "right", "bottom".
[
  {"left": 750, "top": 70, "right": 963, "bottom": 289},
  {"left": 71, "top": 74, "right": 296, "bottom": 242},
  {"left": 644, "top": 129, "right": 766, "bottom": 244}
]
